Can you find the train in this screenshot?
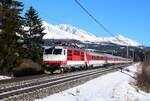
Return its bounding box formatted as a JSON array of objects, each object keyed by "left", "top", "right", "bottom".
[{"left": 43, "top": 46, "right": 132, "bottom": 73}]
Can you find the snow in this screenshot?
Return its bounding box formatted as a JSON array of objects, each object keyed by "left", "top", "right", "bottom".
[
  {"left": 107, "top": 35, "right": 140, "bottom": 46},
  {"left": 35, "top": 63, "right": 150, "bottom": 101},
  {"left": 42, "top": 21, "right": 83, "bottom": 41},
  {"left": 42, "top": 21, "right": 140, "bottom": 46},
  {"left": 0, "top": 75, "right": 11, "bottom": 80}
]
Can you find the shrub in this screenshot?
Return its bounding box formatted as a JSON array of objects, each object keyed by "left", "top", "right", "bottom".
[
  {"left": 135, "top": 62, "right": 150, "bottom": 92},
  {"left": 13, "top": 59, "right": 44, "bottom": 77}
]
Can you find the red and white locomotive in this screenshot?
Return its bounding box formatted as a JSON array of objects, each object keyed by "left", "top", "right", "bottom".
[{"left": 43, "top": 46, "right": 131, "bottom": 72}]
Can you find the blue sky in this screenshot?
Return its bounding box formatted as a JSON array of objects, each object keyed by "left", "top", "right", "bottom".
[{"left": 19, "top": 0, "right": 150, "bottom": 46}]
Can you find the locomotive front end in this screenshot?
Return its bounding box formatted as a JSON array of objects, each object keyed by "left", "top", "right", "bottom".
[{"left": 43, "top": 46, "right": 67, "bottom": 69}]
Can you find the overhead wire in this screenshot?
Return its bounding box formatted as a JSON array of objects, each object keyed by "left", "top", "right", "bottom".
[{"left": 74, "top": 0, "right": 128, "bottom": 45}]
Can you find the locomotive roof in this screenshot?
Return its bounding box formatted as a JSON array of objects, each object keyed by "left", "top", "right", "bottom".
[{"left": 44, "top": 45, "right": 85, "bottom": 51}]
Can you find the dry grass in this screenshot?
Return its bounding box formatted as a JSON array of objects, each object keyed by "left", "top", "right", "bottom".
[{"left": 135, "top": 62, "right": 150, "bottom": 93}]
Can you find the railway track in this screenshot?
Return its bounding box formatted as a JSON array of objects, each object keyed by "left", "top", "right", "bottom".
[
  {"left": 0, "top": 67, "right": 107, "bottom": 90},
  {"left": 0, "top": 64, "right": 131, "bottom": 100},
  {"left": 0, "top": 68, "right": 105, "bottom": 93}
]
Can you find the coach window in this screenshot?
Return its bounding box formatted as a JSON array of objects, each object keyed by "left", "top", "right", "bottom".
[
  {"left": 97, "top": 56, "right": 99, "bottom": 60},
  {"left": 92, "top": 56, "right": 94, "bottom": 60},
  {"left": 68, "top": 50, "right": 72, "bottom": 54},
  {"left": 74, "top": 50, "right": 80, "bottom": 56}
]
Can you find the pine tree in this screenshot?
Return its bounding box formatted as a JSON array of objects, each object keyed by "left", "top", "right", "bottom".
[
  {"left": 0, "top": 0, "right": 23, "bottom": 73},
  {"left": 23, "top": 6, "right": 45, "bottom": 64}
]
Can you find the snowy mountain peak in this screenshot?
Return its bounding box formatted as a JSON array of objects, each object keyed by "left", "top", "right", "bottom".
[
  {"left": 42, "top": 21, "right": 140, "bottom": 46},
  {"left": 111, "top": 34, "right": 140, "bottom": 46},
  {"left": 56, "top": 24, "right": 95, "bottom": 39}
]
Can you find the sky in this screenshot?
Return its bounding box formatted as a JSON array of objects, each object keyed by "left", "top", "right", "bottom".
[{"left": 19, "top": 0, "right": 150, "bottom": 46}]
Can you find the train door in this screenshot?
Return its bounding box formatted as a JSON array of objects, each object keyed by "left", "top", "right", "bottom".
[
  {"left": 105, "top": 56, "right": 108, "bottom": 64},
  {"left": 81, "top": 51, "right": 84, "bottom": 61}
]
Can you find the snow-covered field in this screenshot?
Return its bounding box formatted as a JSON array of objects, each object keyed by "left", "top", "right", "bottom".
[
  {"left": 36, "top": 63, "right": 150, "bottom": 101},
  {"left": 0, "top": 75, "right": 11, "bottom": 80}
]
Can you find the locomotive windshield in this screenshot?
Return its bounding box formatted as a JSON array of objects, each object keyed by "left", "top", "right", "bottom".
[
  {"left": 44, "top": 48, "right": 62, "bottom": 55},
  {"left": 44, "top": 48, "right": 53, "bottom": 54},
  {"left": 53, "top": 49, "right": 62, "bottom": 55}
]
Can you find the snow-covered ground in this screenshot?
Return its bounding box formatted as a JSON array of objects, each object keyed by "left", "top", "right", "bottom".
[
  {"left": 36, "top": 63, "right": 150, "bottom": 101},
  {"left": 0, "top": 75, "right": 11, "bottom": 80}
]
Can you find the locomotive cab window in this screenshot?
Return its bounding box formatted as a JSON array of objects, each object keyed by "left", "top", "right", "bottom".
[
  {"left": 44, "top": 48, "right": 53, "bottom": 54},
  {"left": 53, "top": 49, "right": 62, "bottom": 55},
  {"left": 64, "top": 50, "right": 66, "bottom": 55}
]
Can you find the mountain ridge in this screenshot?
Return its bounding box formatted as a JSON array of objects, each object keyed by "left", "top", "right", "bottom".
[{"left": 43, "top": 21, "right": 140, "bottom": 47}]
